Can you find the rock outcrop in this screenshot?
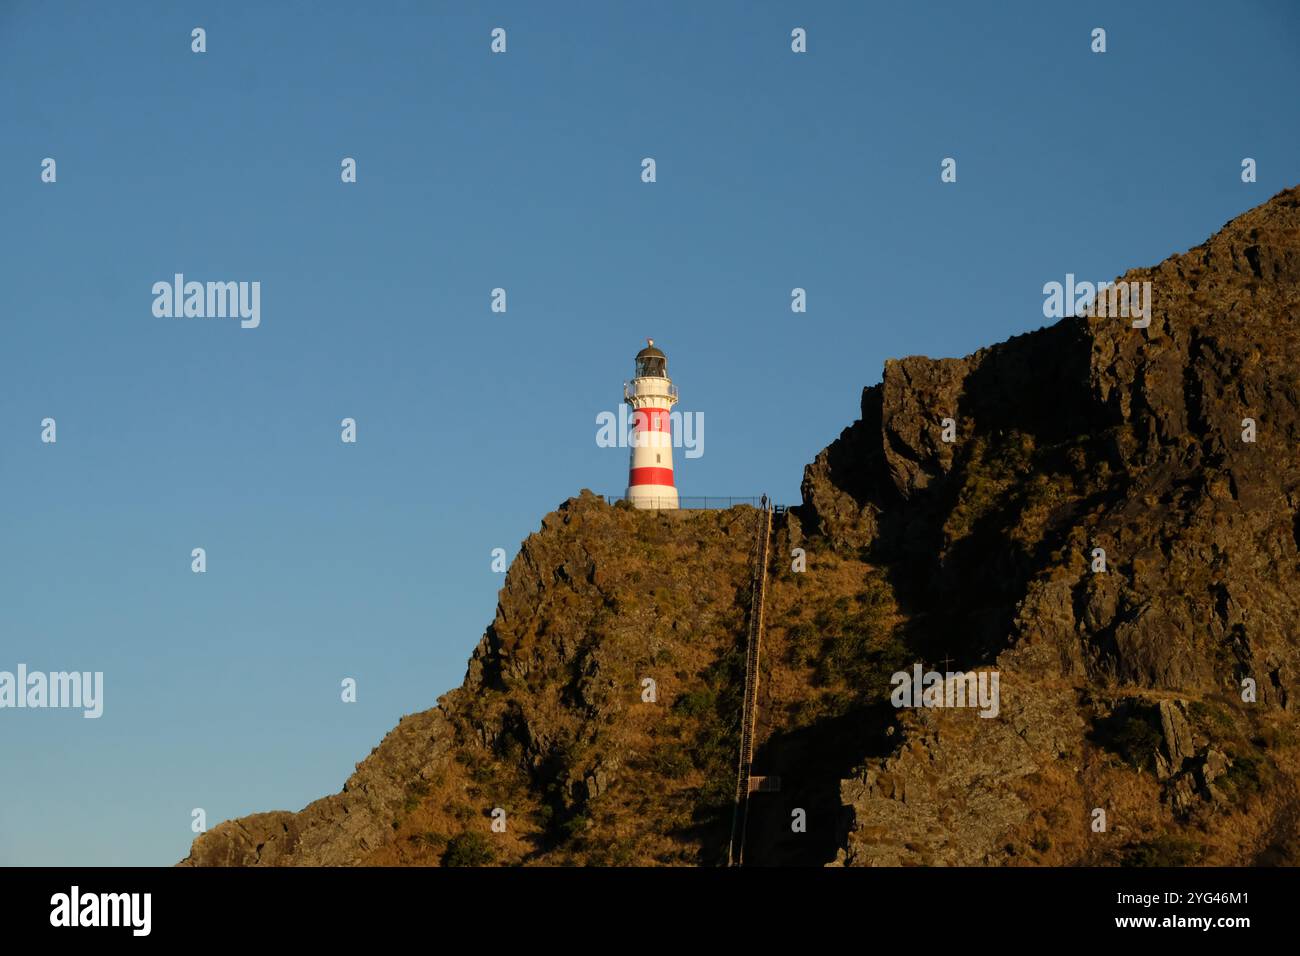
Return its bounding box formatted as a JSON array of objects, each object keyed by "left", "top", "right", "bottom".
[
  {"left": 183, "top": 187, "right": 1300, "bottom": 867},
  {"left": 817, "top": 187, "right": 1300, "bottom": 866}
]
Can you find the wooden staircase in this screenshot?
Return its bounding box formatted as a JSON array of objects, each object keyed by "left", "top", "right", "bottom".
[{"left": 727, "top": 499, "right": 774, "bottom": 867}]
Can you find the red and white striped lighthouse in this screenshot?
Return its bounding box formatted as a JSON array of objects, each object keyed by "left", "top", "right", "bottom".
[{"left": 624, "top": 338, "right": 679, "bottom": 509}]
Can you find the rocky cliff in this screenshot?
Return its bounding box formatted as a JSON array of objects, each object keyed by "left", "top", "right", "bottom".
[{"left": 182, "top": 187, "right": 1300, "bottom": 867}]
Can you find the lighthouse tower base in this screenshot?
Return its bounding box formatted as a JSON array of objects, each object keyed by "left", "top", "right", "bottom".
[{"left": 626, "top": 485, "right": 680, "bottom": 510}]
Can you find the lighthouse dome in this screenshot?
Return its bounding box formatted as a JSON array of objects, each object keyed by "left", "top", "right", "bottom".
[{"left": 635, "top": 338, "right": 668, "bottom": 378}]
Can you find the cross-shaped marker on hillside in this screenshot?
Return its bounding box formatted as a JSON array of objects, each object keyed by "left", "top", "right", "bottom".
[{"left": 940, "top": 653, "right": 955, "bottom": 672}]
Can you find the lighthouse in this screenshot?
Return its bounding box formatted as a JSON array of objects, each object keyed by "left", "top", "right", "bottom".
[{"left": 624, "top": 339, "right": 680, "bottom": 509}]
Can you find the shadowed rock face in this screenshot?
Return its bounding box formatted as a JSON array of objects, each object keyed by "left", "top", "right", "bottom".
[
  {"left": 183, "top": 188, "right": 1300, "bottom": 868},
  {"left": 803, "top": 188, "right": 1300, "bottom": 699},
  {"left": 807, "top": 188, "right": 1300, "bottom": 865}
]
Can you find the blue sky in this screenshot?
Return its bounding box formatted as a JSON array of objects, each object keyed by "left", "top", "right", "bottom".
[{"left": 1, "top": 1, "right": 1297, "bottom": 865}]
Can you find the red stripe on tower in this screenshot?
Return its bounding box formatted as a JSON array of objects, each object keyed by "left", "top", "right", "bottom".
[
  {"left": 631, "top": 408, "right": 671, "bottom": 432},
  {"left": 629, "top": 467, "right": 676, "bottom": 487}
]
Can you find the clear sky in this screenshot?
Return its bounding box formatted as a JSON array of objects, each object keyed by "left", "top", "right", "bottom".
[{"left": 2, "top": 1, "right": 1297, "bottom": 865}]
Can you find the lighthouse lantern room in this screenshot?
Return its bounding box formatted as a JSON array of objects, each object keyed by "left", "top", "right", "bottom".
[{"left": 623, "top": 339, "right": 680, "bottom": 509}]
